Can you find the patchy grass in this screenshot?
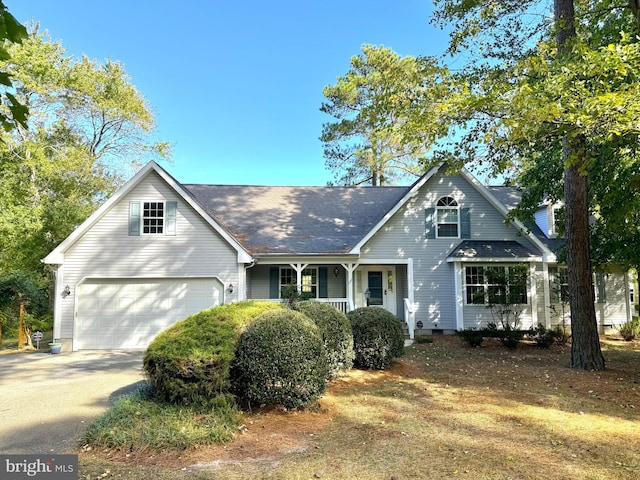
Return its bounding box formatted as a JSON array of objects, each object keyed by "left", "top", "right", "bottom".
[
  {"left": 80, "top": 335, "right": 640, "bottom": 480},
  {"left": 82, "top": 385, "right": 241, "bottom": 451}
]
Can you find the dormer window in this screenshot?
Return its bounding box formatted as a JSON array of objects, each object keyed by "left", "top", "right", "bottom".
[{"left": 436, "top": 196, "right": 459, "bottom": 238}]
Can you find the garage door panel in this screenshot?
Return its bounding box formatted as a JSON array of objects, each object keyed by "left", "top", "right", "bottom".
[{"left": 76, "top": 278, "right": 223, "bottom": 349}]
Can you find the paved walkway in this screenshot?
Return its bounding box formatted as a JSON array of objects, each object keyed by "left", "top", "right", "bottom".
[{"left": 0, "top": 350, "right": 146, "bottom": 454}]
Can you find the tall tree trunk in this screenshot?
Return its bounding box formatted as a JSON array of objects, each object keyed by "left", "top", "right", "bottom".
[{"left": 556, "top": 0, "right": 606, "bottom": 370}]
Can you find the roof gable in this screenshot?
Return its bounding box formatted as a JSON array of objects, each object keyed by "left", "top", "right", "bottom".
[
  {"left": 43, "top": 161, "right": 251, "bottom": 264},
  {"left": 352, "top": 165, "right": 555, "bottom": 260}
]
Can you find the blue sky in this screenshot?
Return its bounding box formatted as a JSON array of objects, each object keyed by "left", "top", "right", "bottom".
[{"left": 11, "top": 1, "right": 450, "bottom": 185}]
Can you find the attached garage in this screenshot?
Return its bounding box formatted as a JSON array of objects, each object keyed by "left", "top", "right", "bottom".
[{"left": 75, "top": 278, "right": 223, "bottom": 350}]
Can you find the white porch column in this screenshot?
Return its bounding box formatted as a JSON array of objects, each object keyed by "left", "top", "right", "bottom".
[
  {"left": 291, "top": 263, "right": 309, "bottom": 292},
  {"left": 454, "top": 261, "right": 464, "bottom": 331},
  {"left": 407, "top": 258, "right": 415, "bottom": 306},
  {"left": 542, "top": 261, "right": 551, "bottom": 328},
  {"left": 529, "top": 262, "right": 538, "bottom": 328},
  {"left": 342, "top": 263, "right": 359, "bottom": 311}
]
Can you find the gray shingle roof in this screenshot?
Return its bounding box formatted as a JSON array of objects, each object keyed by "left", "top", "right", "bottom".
[
  {"left": 448, "top": 240, "right": 542, "bottom": 260},
  {"left": 182, "top": 184, "right": 410, "bottom": 254}
]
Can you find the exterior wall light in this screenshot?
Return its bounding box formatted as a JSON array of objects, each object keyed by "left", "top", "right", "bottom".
[{"left": 62, "top": 285, "right": 71, "bottom": 298}]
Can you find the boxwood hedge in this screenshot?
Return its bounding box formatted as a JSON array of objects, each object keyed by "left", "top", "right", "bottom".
[
  {"left": 143, "top": 301, "right": 283, "bottom": 405},
  {"left": 291, "top": 300, "right": 354, "bottom": 377},
  {"left": 347, "top": 306, "right": 405, "bottom": 370},
  {"left": 230, "top": 309, "right": 329, "bottom": 409}
]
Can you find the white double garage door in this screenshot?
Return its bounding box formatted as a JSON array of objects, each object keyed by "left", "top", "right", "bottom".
[{"left": 75, "top": 278, "right": 223, "bottom": 350}]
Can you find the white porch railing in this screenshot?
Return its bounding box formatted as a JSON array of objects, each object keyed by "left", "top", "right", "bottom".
[
  {"left": 403, "top": 298, "right": 415, "bottom": 340},
  {"left": 257, "top": 298, "right": 351, "bottom": 314},
  {"left": 317, "top": 298, "right": 351, "bottom": 314}
]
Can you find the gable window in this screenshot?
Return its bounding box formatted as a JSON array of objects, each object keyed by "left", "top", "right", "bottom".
[
  {"left": 129, "top": 201, "right": 177, "bottom": 236},
  {"left": 465, "top": 265, "right": 528, "bottom": 305},
  {"left": 436, "top": 196, "right": 459, "bottom": 238},
  {"left": 143, "top": 202, "right": 164, "bottom": 234}
]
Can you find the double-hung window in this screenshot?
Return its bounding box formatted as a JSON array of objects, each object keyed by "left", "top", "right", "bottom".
[
  {"left": 549, "top": 266, "right": 568, "bottom": 304},
  {"left": 465, "top": 265, "right": 528, "bottom": 305},
  {"left": 143, "top": 202, "right": 164, "bottom": 234},
  {"left": 280, "top": 267, "right": 318, "bottom": 298},
  {"left": 436, "top": 196, "right": 459, "bottom": 238},
  {"left": 129, "top": 201, "right": 177, "bottom": 236}
]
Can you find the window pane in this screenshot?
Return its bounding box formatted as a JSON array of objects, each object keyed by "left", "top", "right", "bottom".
[
  {"left": 438, "top": 224, "right": 458, "bottom": 237},
  {"left": 143, "top": 202, "right": 164, "bottom": 234},
  {"left": 467, "top": 285, "right": 485, "bottom": 304},
  {"left": 488, "top": 285, "right": 507, "bottom": 304}
]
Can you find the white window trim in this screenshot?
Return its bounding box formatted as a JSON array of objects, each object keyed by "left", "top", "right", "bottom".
[
  {"left": 436, "top": 196, "right": 460, "bottom": 239},
  {"left": 142, "top": 201, "right": 166, "bottom": 235},
  {"left": 464, "top": 265, "right": 529, "bottom": 306},
  {"left": 279, "top": 266, "right": 319, "bottom": 298}
]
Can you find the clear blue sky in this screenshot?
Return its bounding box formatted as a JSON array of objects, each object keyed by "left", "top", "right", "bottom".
[{"left": 11, "top": 1, "right": 450, "bottom": 185}]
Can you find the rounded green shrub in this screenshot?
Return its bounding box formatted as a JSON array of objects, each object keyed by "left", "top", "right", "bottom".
[
  {"left": 291, "top": 300, "right": 354, "bottom": 377},
  {"left": 346, "top": 306, "right": 405, "bottom": 370},
  {"left": 230, "top": 309, "right": 329, "bottom": 409},
  {"left": 143, "top": 301, "right": 283, "bottom": 405}
]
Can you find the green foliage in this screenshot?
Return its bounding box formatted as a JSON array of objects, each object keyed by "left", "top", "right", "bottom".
[
  {"left": 490, "top": 321, "right": 524, "bottom": 349},
  {"left": 0, "top": 1, "right": 28, "bottom": 132},
  {"left": 456, "top": 328, "right": 484, "bottom": 348},
  {"left": 320, "top": 44, "right": 448, "bottom": 186},
  {"left": 0, "top": 29, "right": 170, "bottom": 277},
  {"left": 143, "top": 301, "right": 283, "bottom": 406},
  {"left": 415, "top": 336, "right": 434, "bottom": 344},
  {"left": 346, "top": 306, "right": 404, "bottom": 370},
  {"left": 83, "top": 384, "right": 240, "bottom": 450},
  {"left": 230, "top": 309, "right": 329, "bottom": 409},
  {"left": 291, "top": 300, "right": 354, "bottom": 377},
  {"left": 619, "top": 317, "right": 640, "bottom": 341},
  {"left": 0, "top": 270, "right": 48, "bottom": 343},
  {"left": 529, "top": 324, "right": 560, "bottom": 349},
  {"left": 280, "top": 284, "right": 313, "bottom": 306}
]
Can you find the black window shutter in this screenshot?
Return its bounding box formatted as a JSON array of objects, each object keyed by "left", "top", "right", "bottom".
[
  {"left": 319, "top": 267, "right": 328, "bottom": 298},
  {"left": 269, "top": 267, "right": 280, "bottom": 299},
  {"left": 596, "top": 273, "right": 607, "bottom": 303},
  {"left": 425, "top": 208, "right": 435, "bottom": 239},
  {"left": 460, "top": 208, "right": 471, "bottom": 239}
]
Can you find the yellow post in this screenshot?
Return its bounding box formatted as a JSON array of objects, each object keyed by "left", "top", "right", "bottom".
[{"left": 18, "top": 298, "right": 25, "bottom": 348}]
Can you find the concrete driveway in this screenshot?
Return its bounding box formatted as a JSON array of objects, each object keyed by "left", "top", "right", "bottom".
[{"left": 0, "top": 350, "right": 146, "bottom": 454}]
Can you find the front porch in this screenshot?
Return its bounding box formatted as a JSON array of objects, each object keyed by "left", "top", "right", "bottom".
[{"left": 245, "top": 261, "right": 416, "bottom": 339}]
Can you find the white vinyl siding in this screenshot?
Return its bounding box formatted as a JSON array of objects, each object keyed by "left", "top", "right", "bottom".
[
  {"left": 58, "top": 171, "right": 239, "bottom": 346},
  {"left": 360, "top": 170, "right": 540, "bottom": 331}
]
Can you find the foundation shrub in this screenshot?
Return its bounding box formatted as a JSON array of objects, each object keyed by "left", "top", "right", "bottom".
[
  {"left": 143, "top": 301, "right": 283, "bottom": 406},
  {"left": 291, "top": 300, "right": 354, "bottom": 377},
  {"left": 457, "top": 328, "right": 484, "bottom": 347},
  {"left": 347, "top": 306, "right": 404, "bottom": 370},
  {"left": 230, "top": 309, "right": 329, "bottom": 409},
  {"left": 619, "top": 317, "right": 640, "bottom": 341}
]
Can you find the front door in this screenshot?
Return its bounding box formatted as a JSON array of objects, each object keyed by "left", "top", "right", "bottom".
[{"left": 363, "top": 267, "right": 397, "bottom": 316}]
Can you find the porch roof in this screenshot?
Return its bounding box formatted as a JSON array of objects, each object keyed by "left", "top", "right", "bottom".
[
  {"left": 182, "top": 183, "right": 410, "bottom": 254},
  {"left": 447, "top": 240, "right": 542, "bottom": 262}
]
